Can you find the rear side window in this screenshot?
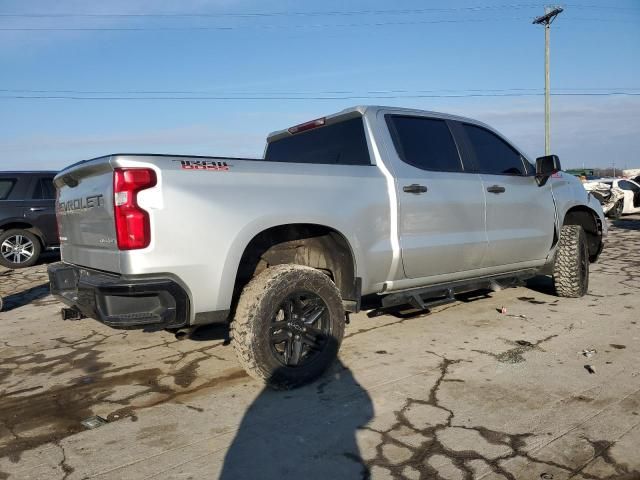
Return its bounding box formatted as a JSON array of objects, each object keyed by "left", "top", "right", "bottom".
[
  {"left": 0, "top": 178, "right": 16, "bottom": 200},
  {"left": 386, "top": 116, "right": 462, "bottom": 172},
  {"left": 462, "top": 124, "right": 526, "bottom": 175},
  {"left": 32, "top": 177, "right": 56, "bottom": 200},
  {"left": 265, "top": 117, "right": 371, "bottom": 165}
]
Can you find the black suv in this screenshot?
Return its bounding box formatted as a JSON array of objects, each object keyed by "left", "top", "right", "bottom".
[{"left": 0, "top": 171, "right": 58, "bottom": 268}]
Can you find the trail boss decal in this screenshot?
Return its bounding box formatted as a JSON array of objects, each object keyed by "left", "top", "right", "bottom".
[{"left": 174, "top": 160, "right": 230, "bottom": 171}]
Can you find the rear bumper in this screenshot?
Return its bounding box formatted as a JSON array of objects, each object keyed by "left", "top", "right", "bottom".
[{"left": 48, "top": 262, "right": 189, "bottom": 329}]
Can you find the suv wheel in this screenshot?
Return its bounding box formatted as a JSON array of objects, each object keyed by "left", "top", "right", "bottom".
[
  {"left": 0, "top": 229, "right": 41, "bottom": 269},
  {"left": 231, "top": 264, "right": 345, "bottom": 389},
  {"left": 552, "top": 225, "right": 589, "bottom": 298}
]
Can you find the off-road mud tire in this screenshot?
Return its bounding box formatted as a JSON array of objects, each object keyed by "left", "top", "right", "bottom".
[
  {"left": 231, "top": 264, "right": 345, "bottom": 389},
  {"left": 552, "top": 225, "right": 589, "bottom": 298}
]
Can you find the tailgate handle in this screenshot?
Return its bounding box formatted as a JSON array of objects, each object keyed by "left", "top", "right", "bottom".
[
  {"left": 403, "top": 184, "right": 428, "bottom": 194},
  {"left": 487, "top": 185, "right": 506, "bottom": 194},
  {"left": 29, "top": 207, "right": 46, "bottom": 212}
]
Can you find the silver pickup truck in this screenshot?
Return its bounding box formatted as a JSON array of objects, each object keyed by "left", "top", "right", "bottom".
[{"left": 48, "top": 105, "right": 606, "bottom": 387}]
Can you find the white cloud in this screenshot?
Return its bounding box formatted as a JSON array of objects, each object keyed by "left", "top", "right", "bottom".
[
  {"left": 0, "top": 124, "right": 266, "bottom": 169},
  {"left": 445, "top": 96, "right": 640, "bottom": 168},
  {"left": 1, "top": 97, "right": 638, "bottom": 171}
]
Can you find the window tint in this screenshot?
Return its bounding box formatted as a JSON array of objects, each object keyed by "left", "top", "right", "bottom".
[
  {"left": 0, "top": 178, "right": 16, "bottom": 200},
  {"left": 386, "top": 116, "right": 462, "bottom": 172},
  {"left": 265, "top": 117, "right": 370, "bottom": 165},
  {"left": 32, "top": 177, "right": 56, "bottom": 200},
  {"left": 462, "top": 124, "right": 525, "bottom": 175},
  {"left": 619, "top": 180, "right": 640, "bottom": 192}
]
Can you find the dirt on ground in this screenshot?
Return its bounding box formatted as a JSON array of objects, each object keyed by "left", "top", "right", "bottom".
[{"left": 0, "top": 216, "right": 639, "bottom": 479}]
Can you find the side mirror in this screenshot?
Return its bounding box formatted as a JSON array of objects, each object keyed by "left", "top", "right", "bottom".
[{"left": 536, "top": 154, "right": 561, "bottom": 176}]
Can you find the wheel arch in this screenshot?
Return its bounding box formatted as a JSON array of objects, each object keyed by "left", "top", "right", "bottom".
[
  {"left": 562, "top": 206, "right": 603, "bottom": 261},
  {"left": 0, "top": 221, "right": 45, "bottom": 246},
  {"left": 232, "top": 223, "right": 360, "bottom": 312}
]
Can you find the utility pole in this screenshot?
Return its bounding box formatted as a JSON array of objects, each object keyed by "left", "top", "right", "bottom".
[{"left": 533, "top": 6, "right": 563, "bottom": 155}]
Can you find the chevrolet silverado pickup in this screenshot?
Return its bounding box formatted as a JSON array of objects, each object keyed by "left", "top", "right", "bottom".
[{"left": 48, "top": 105, "right": 606, "bottom": 387}]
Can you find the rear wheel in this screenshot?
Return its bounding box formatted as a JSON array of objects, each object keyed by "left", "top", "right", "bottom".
[
  {"left": 0, "top": 229, "right": 41, "bottom": 269},
  {"left": 552, "top": 225, "right": 589, "bottom": 298},
  {"left": 231, "top": 264, "right": 345, "bottom": 389}
]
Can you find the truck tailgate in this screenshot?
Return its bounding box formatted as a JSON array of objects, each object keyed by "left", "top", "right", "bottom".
[{"left": 54, "top": 157, "right": 121, "bottom": 273}]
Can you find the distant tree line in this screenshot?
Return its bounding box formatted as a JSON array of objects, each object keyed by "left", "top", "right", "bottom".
[{"left": 592, "top": 167, "right": 639, "bottom": 177}]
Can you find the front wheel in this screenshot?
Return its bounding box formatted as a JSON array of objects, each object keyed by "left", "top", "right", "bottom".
[
  {"left": 552, "top": 225, "right": 589, "bottom": 298},
  {"left": 607, "top": 200, "right": 623, "bottom": 220},
  {"left": 0, "top": 229, "right": 41, "bottom": 269},
  {"left": 231, "top": 264, "right": 345, "bottom": 389}
]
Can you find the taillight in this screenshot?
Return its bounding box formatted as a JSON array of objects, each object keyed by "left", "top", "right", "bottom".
[{"left": 113, "top": 168, "right": 157, "bottom": 250}]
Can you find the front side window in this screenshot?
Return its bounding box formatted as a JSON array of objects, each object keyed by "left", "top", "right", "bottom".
[
  {"left": 265, "top": 117, "right": 371, "bottom": 165},
  {"left": 0, "top": 178, "right": 16, "bottom": 200},
  {"left": 618, "top": 180, "right": 640, "bottom": 192},
  {"left": 385, "top": 115, "right": 462, "bottom": 172},
  {"left": 462, "top": 124, "right": 526, "bottom": 175}
]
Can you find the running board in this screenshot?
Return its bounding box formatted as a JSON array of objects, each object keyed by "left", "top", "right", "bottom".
[
  {"left": 380, "top": 269, "right": 538, "bottom": 310},
  {"left": 382, "top": 287, "right": 455, "bottom": 310}
]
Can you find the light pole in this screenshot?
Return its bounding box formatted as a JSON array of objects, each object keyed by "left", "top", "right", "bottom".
[{"left": 533, "top": 6, "right": 563, "bottom": 155}]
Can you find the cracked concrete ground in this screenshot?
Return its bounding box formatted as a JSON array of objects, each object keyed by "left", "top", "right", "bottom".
[{"left": 0, "top": 216, "right": 639, "bottom": 480}]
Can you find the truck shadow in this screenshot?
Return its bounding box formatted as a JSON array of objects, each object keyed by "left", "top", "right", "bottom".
[
  {"left": 524, "top": 275, "right": 556, "bottom": 296},
  {"left": 0, "top": 253, "right": 60, "bottom": 312},
  {"left": 189, "top": 323, "right": 230, "bottom": 344},
  {"left": 363, "top": 289, "right": 495, "bottom": 320},
  {"left": 612, "top": 218, "right": 640, "bottom": 231},
  {"left": 0, "top": 283, "right": 51, "bottom": 312},
  {"left": 219, "top": 358, "right": 373, "bottom": 479}
]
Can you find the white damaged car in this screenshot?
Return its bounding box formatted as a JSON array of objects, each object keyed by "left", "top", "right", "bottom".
[
  {"left": 593, "top": 178, "right": 640, "bottom": 217},
  {"left": 582, "top": 179, "right": 626, "bottom": 219}
]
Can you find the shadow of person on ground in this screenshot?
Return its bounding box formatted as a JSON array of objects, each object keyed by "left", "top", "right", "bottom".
[{"left": 220, "top": 359, "right": 373, "bottom": 479}]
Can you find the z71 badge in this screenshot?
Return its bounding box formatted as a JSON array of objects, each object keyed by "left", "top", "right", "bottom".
[{"left": 174, "top": 160, "right": 229, "bottom": 171}]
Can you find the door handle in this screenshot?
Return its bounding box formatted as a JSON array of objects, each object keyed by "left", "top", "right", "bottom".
[
  {"left": 403, "top": 184, "right": 428, "bottom": 194},
  {"left": 29, "top": 207, "right": 46, "bottom": 212},
  {"left": 486, "top": 185, "right": 506, "bottom": 194}
]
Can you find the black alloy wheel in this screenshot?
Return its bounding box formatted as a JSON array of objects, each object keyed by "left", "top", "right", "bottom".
[{"left": 269, "top": 291, "right": 330, "bottom": 367}]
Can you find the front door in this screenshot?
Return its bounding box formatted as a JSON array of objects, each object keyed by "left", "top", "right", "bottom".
[
  {"left": 382, "top": 114, "right": 487, "bottom": 279},
  {"left": 453, "top": 122, "right": 555, "bottom": 267}
]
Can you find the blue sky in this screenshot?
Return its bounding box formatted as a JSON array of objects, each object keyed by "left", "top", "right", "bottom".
[{"left": 0, "top": 0, "right": 638, "bottom": 171}]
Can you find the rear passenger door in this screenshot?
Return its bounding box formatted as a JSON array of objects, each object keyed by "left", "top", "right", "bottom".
[
  {"left": 383, "top": 114, "right": 487, "bottom": 279},
  {"left": 451, "top": 122, "right": 555, "bottom": 268},
  {"left": 24, "top": 176, "right": 58, "bottom": 245},
  {"left": 0, "top": 175, "right": 24, "bottom": 227}
]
